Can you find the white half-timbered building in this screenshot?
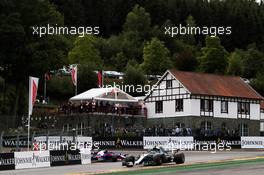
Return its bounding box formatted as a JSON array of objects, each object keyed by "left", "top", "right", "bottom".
[
  {"left": 260, "top": 101, "right": 264, "bottom": 135},
  {"left": 144, "top": 70, "right": 263, "bottom": 136}
]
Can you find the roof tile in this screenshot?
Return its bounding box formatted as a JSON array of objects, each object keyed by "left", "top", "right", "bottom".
[{"left": 170, "top": 70, "right": 263, "bottom": 100}]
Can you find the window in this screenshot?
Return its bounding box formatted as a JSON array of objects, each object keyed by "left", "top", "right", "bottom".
[
  {"left": 240, "top": 123, "right": 249, "bottom": 136},
  {"left": 166, "top": 80, "right": 172, "bottom": 88},
  {"left": 155, "top": 101, "right": 163, "bottom": 113},
  {"left": 201, "top": 99, "right": 213, "bottom": 112},
  {"left": 221, "top": 101, "right": 228, "bottom": 113},
  {"left": 175, "top": 99, "right": 183, "bottom": 112},
  {"left": 238, "top": 102, "right": 250, "bottom": 115},
  {"left": 201, "top": 121, "right": 212, "bottom": 130},
  {"left": 260, "top": 122, "right": 264, "bottom": 132}
]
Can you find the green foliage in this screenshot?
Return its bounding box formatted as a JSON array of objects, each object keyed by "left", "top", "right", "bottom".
[
  {"left": 141, "top": 37, "right": 172, "bottom": 75},
  {"left": 78, "top": 64, "right": 98, "bottom": 93},
  {"left": 68, "top": 35, "right": 102, "bottom": 67},
  {"left": 0, "top": 0, "right": 71, "bottom": 124},
  {"left": 2, "top": 0, "right": 264, "bottom": 125},
  {"left": 172, "top": 49, "right": 197, "bottom": 71},
  {"left": 199, "top": 36, "right": 229, "bottom": 74},
  {"left": 111, "top": 52, "right": 128, "bottom": 72},
  {"left": 120, "top": 5, "right": 152, "bottom": 63},
  {"left": 123, "top": 65, "right": 147, "bottom": 97},
  {"left": 123, "top": 4, "right": 151, "bottom": 35},
  {"left": 47, "top": 76, "right": 74, "bottom": 100},
  {"left": 251, "top": 72, "right": 264, "bottom": 96},
  {"left": 227, "top": 49, "right": 245, "bottom": 76},
  {"left": 180, "top": 15, "right": 196, "bottom": 45},
  {"left": 242, "top": 44, "right": 264, "bottom": 78}
]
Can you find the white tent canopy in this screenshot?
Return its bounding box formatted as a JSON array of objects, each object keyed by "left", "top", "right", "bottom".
[{"left": 69, "top": 88, "right": 138, "bottom": 103}]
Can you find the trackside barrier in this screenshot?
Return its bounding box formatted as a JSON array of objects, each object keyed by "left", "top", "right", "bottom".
[
  {"left": 0, "top": 149, "right": 91, "bottom": 171},
  {"left": 0, "top": 153, "right": 15, "bottom": 170},
  {"left": 14, "top": 151, "right": 50, "bottom": 169},
  {"left": 241, "top": 137, "right": 264, "bottom": 149},
  {"left": 143, "top": 136, "right": 194, "bottom": 149}
]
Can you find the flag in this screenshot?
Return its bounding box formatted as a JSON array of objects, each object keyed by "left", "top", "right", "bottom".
[
  {"left": 98, "top": 70, "right": 103, "bottom": 88},
  {"left": 71, "top": 65, "right": 77, "bottom": 86},
  {"left": 29, "top": 76, "right": 39, "bottom": 116},
  {"left": 44, "top": 71, "right": 51, "bottom": 81}
]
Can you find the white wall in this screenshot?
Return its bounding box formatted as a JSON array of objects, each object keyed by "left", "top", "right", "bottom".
[
  {"left": 214, "top": 101, "right": 237, "bottom": 119},
  {"left": 261, "top": 111, "right": 264, "bottom": 120},
  {"left": 146, "top": 99, "right": 199, "bottom": 118},
  {"left": 250, "top": 103, "right": 260, "bottom": 120}
]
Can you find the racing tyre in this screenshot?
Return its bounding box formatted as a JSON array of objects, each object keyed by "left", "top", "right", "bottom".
[
  {"left": 112, "top": 156, "right": 118, "bottom": 162},
  {"left": 124, "top": 156, "right": 135, "bottom": 167},
  {"left": 153, "top": 155, "right": 162, "bottom": 165},
  {"left": 173, "top": 153, "right": 185, "bottom": 164}
]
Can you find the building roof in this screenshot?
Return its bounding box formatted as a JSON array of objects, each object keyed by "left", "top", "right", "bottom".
[
  {"left": 69, "top": 88, "right": 138, "bottom": 103},
  {"left": 169, "top": 70, "right": 263, "bottom": 100}
]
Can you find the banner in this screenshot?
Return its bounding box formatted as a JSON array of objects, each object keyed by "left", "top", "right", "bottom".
[
  {"left": 2, "top": 136, "right": 30, "bottom": 148},
  {"left": 0, "top": 153, "right": 15, "bottom": 171},
  {"left": 29, "top": 76, "right": 39, "bottom": 116},
  {"left": 34, "top": 136, "right": 92, "bottom": 151},
  {"left": 194, "top": 136, "right": 241, "bottom": 148},
  {"left": 50, "top": 150, "right": 81, "bottom": 166},
  {"left": 81, "top": 150, "right": 91, "bottom": 165},
  {"left": 241, "top": 137, "right": 264, "bottom": 149},
  {"left": 14, "top": 151, "right": 50, "bottom": 169},
  {"left": 93, "top": 137, "right": 143, "bottom": 149},
  {"left": 143, "top": 137, "right": 194, "bottom": 150}
]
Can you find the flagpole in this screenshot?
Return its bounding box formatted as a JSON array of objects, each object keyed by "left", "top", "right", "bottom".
[
  {"left": 75, "top": 82, "right": 77, "bottom": 95},
  {"left": 27, "top": 113, "right": 30, "bottom": 151},
  {"left": 28, "top": 77, "right": 30, "bottom": 151},
  {"left": 44, "top": 77, "right": 46, "bottom": 103},
  {"left": 75, "top": 65, "right": 78, "bottom": 95}
]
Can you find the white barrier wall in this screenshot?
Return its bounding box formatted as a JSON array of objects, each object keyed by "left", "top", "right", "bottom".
[
  {"left": 14, "top": 151, "right": 50, "bottom": 169},
  {"left": 34, "top": 136, "right": 93, "bottom": 151},
  {"left": 81, "top": 150, "right": 91, "bottom": 165},
  {"left": 143, "top": 137, "right": 194, "bottom": 150},
  {"left": 241, "top": 137, "right": 264, "bottom": 149}
]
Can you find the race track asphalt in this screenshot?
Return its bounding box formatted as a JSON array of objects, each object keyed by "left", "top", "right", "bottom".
[
  {"left": 100, "top": 157, "right": 264, "bottom": 175},
  {"left": 0, "top": 150, "right": 263, "bottom": 175}
]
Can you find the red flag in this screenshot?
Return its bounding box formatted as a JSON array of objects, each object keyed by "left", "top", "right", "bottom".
[
  {"left": 29, "top": 76, "right": 39, "bottom": 116},
  {"left": 71, "top": 65, "right": 77, "bottom": 86},
  {"left": 45, "top": 72, "right": 51, "bottom": 81},
  {"left": 98, "top": 70, "right": 102, "bottom": 88}
]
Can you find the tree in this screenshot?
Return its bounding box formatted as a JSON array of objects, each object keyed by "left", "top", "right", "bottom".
[
  {"left": 172, "top": 49, "right": 197, "bottom": 71},
  {"left": 123, "top": 4, "right": 151, "bottom": 36},
  {"left": 141, "top": 37, "right": 172, "bottom": 75},
  {"left": 242, "top": 43, "right": 264, "bottom": 78},
  {"left": 251, "top": 72, "right": 264, "bottom": 96},
  {"left": 180, "top": 15, "right": 196, "bottom": 45},
  {"left": 121, "top": 4, "right": 152, "bottom": 63},
  {"left": 0, "top": 0, "right": 71, "bottom": 127},
  {"left": 199, "top": 36, "right": 229, "bottom": 74},
  {"left": 47, "top": 76, "right": 74, "bottom": 101},
  {"left": 78, "top": 64, "right": 98, "bottom": 93},
  {"left": 123, "top": 65, "right": 147, "bottom": 97},
  {"left": 68, "top": 35, "right": 102, "bottom": 67},
  {"left": 111, "top": 52, "right": 128, "bottom": 72},
  {"left": 227, "top": 49, "right": 245, "bottom": 76}
]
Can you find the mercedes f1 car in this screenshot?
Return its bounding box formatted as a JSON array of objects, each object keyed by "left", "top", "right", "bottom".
[
  {"left": 92, "top": 150, "right": 126, "bottom": 162},
  {"left": 122, "top": 146, "right": 185, "bottom": 167}
]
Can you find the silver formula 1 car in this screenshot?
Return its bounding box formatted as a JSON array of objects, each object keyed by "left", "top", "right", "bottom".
[{"left": 122, "top": 146, "right": 185, "bottom": 167}]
